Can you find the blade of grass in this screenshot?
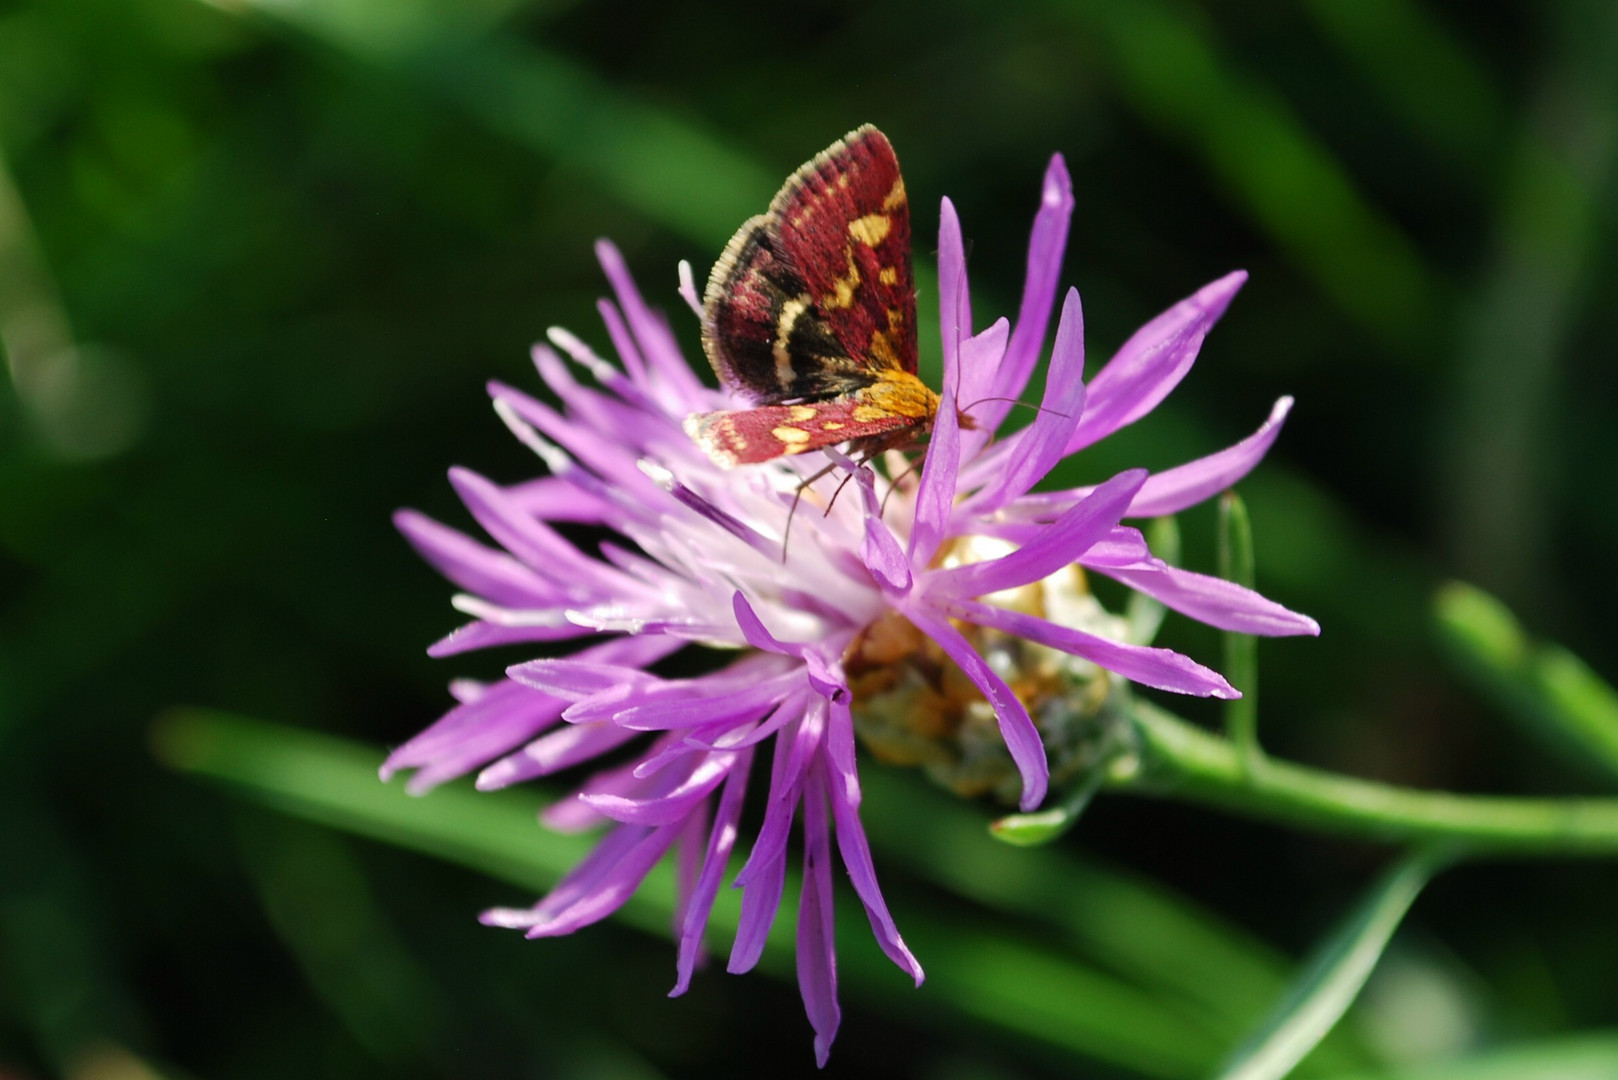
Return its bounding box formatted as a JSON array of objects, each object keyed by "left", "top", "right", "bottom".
[
  {"left": 214, "top": 0, "right": 774, "bottom": 248},
  {"left": 1434, "top": 581, "right": 1618, "bottom": 783},
  {"left": 1320, "top": 1031, "right": 1618, "bottom": 1080},
  {"left": 860, "top": 768, "right": 1376, "bottom": 1072},
  {"left": 1434, "top": 6, "right": 1618, "bottom": 607},
  {"left": 1302, "top": 0, "right": 1503, "bottom": 172},
  {"left": 1217, "top": 848, "right": 1444, "bottom": 1080}
]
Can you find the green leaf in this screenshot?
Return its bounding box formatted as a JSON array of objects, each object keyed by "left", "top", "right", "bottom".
[
  {"left": 990, "top": 760, "right": 1109, "bottom": 847},
  {"left": 150, "top": 708, "right": 690, "bottom": 940},
  {"left": 1433, "top": 581, "right": 1526, "bottom": 673},
  {"left": 1217, "top": 849, "right": 1444, "bottom": 1080},
  {"left": 1531, "top": 646, "right": 1618, "bottom": 771}
]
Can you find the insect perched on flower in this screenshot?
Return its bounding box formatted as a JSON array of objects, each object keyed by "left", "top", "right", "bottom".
[
  {"left": 685, "top": 125, "right": 969, "bottom": 468},
  {"left": 390, "top": 123, "right": 1317, "bottom": 1066}
]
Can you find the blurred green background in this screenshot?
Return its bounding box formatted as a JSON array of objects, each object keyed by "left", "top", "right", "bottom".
[{"left": 3, "top": 0, "right": 1618, "bottom": 1077}]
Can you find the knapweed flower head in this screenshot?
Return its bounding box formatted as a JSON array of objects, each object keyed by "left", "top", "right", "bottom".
[{"left": 387, "top": 146, "right": 1317, "bottom": 1065}]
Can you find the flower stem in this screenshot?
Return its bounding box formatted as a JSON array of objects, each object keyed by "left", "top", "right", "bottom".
[
  {"left": 1218, "top": 492, "right": 1260, "bottom": 768},
  {"left": 1121, "top": 700, "right": 1618, "bottom": 855}
]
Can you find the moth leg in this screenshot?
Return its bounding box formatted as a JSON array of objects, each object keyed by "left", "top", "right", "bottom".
[{"left": 781, "top": 458, "right": 843, "bottom": 562}]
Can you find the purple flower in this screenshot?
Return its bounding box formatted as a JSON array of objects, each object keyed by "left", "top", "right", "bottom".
[{"left": 387, "top": 151, "right": 1317, "bottom": 1065}]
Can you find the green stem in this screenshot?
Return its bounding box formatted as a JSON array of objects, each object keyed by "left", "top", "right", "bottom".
[
  {"left": 1126, "top": 515, "right": 1179, "bottom": 646},
  {"left": 1218, "top": 492, "right": 1260, "bottom": 765},
  {"left": 1121, "top": 701, "right": 1618, "bottom": 855}
]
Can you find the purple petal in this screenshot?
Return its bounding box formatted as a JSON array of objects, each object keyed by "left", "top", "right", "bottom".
[
  {"left": 727, "top": 701, "right": 818, "bottom": 975},
  {"left": 513, "top": 822, "right": 681, "bottom": 937},
  {"left": 824, "top": 701, "right": 923, "bottom": 984},
  {"left": 382, "top": 679, "right": 566, "bottom": 793},
  {"left": 940, "top": 595, "right": 1238, "bottom": 698},
  {"left": 728, "top": 834, "right": 788, "bottom": 976},
  {"left": 484, "top": 822, "right": 648, "bottom": 929},
  {"left": 1097, "top": 562, "right": 1321, "bottom": 637},
  {"left": 673, "top": 746, "right": 755, "bottom": 996},
  {"left": 730, "top": 593, "right": 846, "bottom": 700},
  {"left": 477, "top": 720, "right": 641, "bottom": 789},
  {"left": 673, "top": 801, "right": 709, "bottom": 948},
  {"left": 447, "top": 678, "right": 487, "bottom": 704},
  {"left": 506, "top": 659, "right": 659, "bottom": 702},
  {"left": 798, "top": 766, "right": 841, "bottom": 1068},
  {"left": 544, "top": 327, "right": 673, "bottom": 426},
  {"left": 904, "top": 604, "right": 1047, "bottom": 811},
  {"left": 731, "top": 591, "right": 793, "bottom": 653},
  {"left": 426, "top": 618, "right": 591, "bottom": 658},
  {"left": 394, "top": 510, "right": 557, "bottom": 608},
  {"left": 937, "top": 197, "right": 972, "bottom": 398},
  {"left": 448, "top": 467, "right": 635, "bottom": 595},
  {"left": 506, "top": 476, "right": 617, "bottom": 524},
  {"left": 823, "top": 689, "right": 859, "bottom": 799},
  {"left": 596, "top": 296, "right": 649, "bottom": 387},
  {"left": 955, "top": 318, "right": 1010, "bottom": 461},
  {"left": 390, "top": 634, "right": 678, "bottom": 791},
  {"left": 648, "top": 469, "right": 778, "bottom": 557},
  {"left": 540, "top": 794, "right": 615, "bottom": 833},
  {"left": 631, "top": 722, "right": 733, "bottom": 778},
  {"left": 579, "top": 671, "right": 799, "bottom": 730},
  {"left": 734, "top": 699, "right": 825, "bottom": 889},
  {"left": 726, "top": 702, "right": 822, "bottom": 975},
  {"left": 1073, "top": 526, "right": 1154, "bottom": 567},
  {"left": 541, "top": 747, "right": 661, "bottom": 832},
  {"left": 1064, "top": 271, "right": 1248, "bottom": 454},
  {"left": 980, "top": 153, "right": 1074, "bottom": 433},
  {"left": 678, "top": 693, "right": 804, "bottom": 753},
  {"left": 582, "top": 751, "right": 736, "bottom": 826},
  {"left": 545, "top": 650, "right": 781, "bottom": 717},
  {"left": 488, "top": 383, "right": 667, "bottom": 506},
  {"left": 927, "top": 468, "right": 1146, "bottom": 600},
  {"left": 595, "top": 239, "right": 706, "bottom": 407},
  {"left": 969, "top": 287, "right": 1087, "bottom": 512},
  {"left": 541, "top": 646, "right": 685, "bottom": 702},
  {"left": 1125, "top": 397, "right": 1294, "bottom": 517},
  {"left": 909, "top": 383, "right": 960, "bottom": 568},
  {"left": 853, "top": 469, "right": 912, "bottom": 595},
  {"left": 533, "top": 343, "right": 688, "bottom": 465}
]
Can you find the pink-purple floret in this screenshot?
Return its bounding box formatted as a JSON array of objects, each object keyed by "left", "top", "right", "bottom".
[{"left": 386, "top": 151, "right": 1318, "bottom": 1065}]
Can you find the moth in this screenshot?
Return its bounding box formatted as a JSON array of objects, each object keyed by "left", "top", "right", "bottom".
[{"left": 685, "top": 125, "right": 961, "bottom": 469}]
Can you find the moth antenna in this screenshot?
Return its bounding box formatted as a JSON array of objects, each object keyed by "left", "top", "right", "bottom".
[
  {"left": 878, "top": 455, "right": 923, "bottom": 517},
  {"left": 959, "top": 395, "right": 1072, "bottom": 421}
]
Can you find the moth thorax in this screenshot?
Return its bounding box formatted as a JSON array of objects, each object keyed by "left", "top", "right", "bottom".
[{"left": 844, "top": 536, "right": 1134, "bottom": 805}]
